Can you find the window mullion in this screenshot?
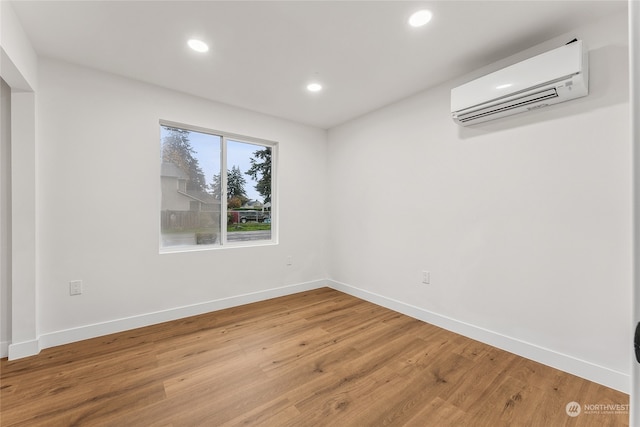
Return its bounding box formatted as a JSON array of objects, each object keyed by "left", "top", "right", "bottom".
[{"left": 220, "top": 136, "right": 228, "bottom": 245}]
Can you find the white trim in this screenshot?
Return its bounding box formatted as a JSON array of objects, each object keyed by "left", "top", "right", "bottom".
[
  {"left": 7, "top": 339, "right": 40, "bottom": 360},
  {"left": 630, "top": 0, "right": 640, "bottom": 423},
  {"left": 159, "top": 119, "right": 277, "bottom": 148},
  {"left": 0, "top": 340, "right": 9, "bottom": 358},
  {"left": 37, "top": 280, "right": 326, "bottom": 353},
  {"left": 327, "top": 279, "right": 629, "bottom": 394},
  {"left": 220, "top": 133, "right": 228, "bottom": 244}
]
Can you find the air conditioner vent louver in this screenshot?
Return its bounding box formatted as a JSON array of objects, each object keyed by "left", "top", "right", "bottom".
[
  {"left": 451, "top": 40, "right": 588, "bottom": 126},
  {"left": 457, "top": 88, "right": 559, "bottom": 123}
]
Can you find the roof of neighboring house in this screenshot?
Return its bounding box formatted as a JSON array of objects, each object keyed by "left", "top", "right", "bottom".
[
  {"left": 178, "top": 190, "right": 220, "bottom": 205},
  {"left": 161, "top": 162, "right": 188, "bottom": 180},
  {"left": 243, "top": 200, "right": 263, "bottom": 208}
]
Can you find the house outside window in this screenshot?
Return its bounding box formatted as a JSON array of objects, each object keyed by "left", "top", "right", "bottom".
[{"left": 160, "top": 122, "right": 276, "bottom": 252}]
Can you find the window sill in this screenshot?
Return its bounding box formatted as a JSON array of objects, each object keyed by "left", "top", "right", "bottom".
[{"left": 159, "top": 239, "right": 278, "bottom": 254}]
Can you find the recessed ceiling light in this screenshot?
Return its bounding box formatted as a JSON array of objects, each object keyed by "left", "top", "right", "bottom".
[
  {"left": 307, "top": 83, "right": 323, "bottom": 92},
  {"left": 496, "top": 83, "right": 513, "bottom": 90},
  {"left": 408, "top": 10, "right": 433, "bottom": 27},
  {"left": 188, "top": 39, "right": 209, "bottom": 53}
]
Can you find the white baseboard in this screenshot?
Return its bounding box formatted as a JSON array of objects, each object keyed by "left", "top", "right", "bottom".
[
  {"left": 8, "top": 339, "right": 40, "bottom": 360},
  {"left": 31, "top": 280, "right": 326, "bottom": 356},
  {"left": 327, "top": 280, "right": 630, "bottom": 394},
  {"left": 7, "top": 278, "right": 629, "bottom": 395}
]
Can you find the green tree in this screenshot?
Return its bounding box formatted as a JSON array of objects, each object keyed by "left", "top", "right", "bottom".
[
  {"left": 210, "top": 173, "right": 223, "bottom": 199},
  {"left": 210, "top": 165, "right": 248, "bottom": 203},
  {"left": 246, "top": 148, "right": 272, "bottom": 203},
  {"left": 227, "top": 166, "right": 248, "bottom": 199},
  {"left": 161, "top": 126, "right": 206, "bottom": 191}
]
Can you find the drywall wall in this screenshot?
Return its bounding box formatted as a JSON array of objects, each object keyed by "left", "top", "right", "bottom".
[
  {"left": 327, "top": 12, "right": 631, "bottom": 392},
  {"left": 630, "top": 0, "right": 640, "bottom": 422},
  {"left": 0, "top": 0, "right": 39, "bottom": 359},
  {"left": 0, "top": 0, "right": 37, "bottom": 91},
  {"left": 34, "top": 58, "right": 328, "bottom": 341},
  {"left": 1, "top": 78, "right": 11, "bottom": 355}
]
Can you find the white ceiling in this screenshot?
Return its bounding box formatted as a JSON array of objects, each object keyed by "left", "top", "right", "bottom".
[{"left": 10, "top": 0, "right": 627, "bottom": 129}]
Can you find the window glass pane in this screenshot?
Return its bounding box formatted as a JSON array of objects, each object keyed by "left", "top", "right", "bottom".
[
  {"left": 160, "top": 126, "right": 221, "bottom": 248},
  {"left": 226, "top": 140, "right": 272, "bottom": 242}
]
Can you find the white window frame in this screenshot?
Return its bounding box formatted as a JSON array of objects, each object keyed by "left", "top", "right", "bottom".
[{"left": 159, "top": 120, "right": 278, "bottom": 253}]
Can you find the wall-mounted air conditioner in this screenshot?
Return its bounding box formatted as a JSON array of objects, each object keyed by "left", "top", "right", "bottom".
[{"left": 451, "top": 40, "right": 588, "bottom": 126}]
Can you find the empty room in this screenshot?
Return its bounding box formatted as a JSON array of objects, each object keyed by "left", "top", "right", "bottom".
[{"left": 1, "top": 0, "right": 639, "bottom": 425}]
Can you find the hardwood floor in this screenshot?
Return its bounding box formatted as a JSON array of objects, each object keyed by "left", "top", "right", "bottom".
[{"left": 0, "top": 288, "right": 629, "bottom": 426}]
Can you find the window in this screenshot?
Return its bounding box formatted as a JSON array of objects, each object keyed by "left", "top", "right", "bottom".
[{"left": 160, "top": 122, "right": 275, "bottom": 251}]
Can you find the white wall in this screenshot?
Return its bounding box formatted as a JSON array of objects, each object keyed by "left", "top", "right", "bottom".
[
  {"left": 0, "top": 0, "right": 39, "bottom": 359},
  {"left": 327, "top": 12, "right": 631, "bottom": 392},
  {"left": 35, "top": 59, "right": 328, "bottom": 342},
  {"left": 1, "top": 79, "right": 11, "bottom": 356},
  {"left": 0, "top": 0, "right": 38, "bottom": 91},
  {"left": 630, "top": 0, "right": 640, "bottom": 423}
]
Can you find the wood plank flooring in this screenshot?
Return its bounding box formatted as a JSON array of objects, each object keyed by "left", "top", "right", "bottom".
[{"left": 0, "top": 288, "right": 629, "bottom": 426}]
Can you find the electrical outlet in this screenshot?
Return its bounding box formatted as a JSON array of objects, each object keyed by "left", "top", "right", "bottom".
[
  {"left": 422, "top": 271, "right": 430, "bottom": 284},
  {"left": 69, "top": 280, "right": 82, "bottom": 296},
  {"left": 286, "top": 256, "right": 293, "bottom": 266}
]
